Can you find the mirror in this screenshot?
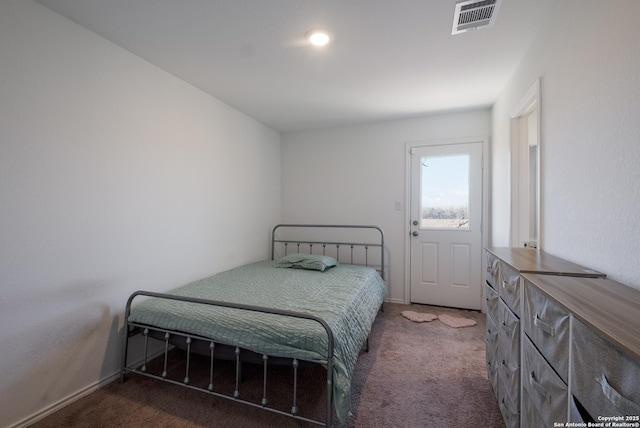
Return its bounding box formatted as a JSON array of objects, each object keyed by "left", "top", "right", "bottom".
[
  {"left": 528, "top": 142, "right": 538, "bottom": 247},
  {"left": 510, "top": 80, "right": 540, "bottom": 249}
]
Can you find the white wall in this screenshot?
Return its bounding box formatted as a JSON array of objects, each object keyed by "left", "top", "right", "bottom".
[
  {"left": 0, "top": 1, "right": 281, "bottom": 426},
  {"left": 282, "top": 110, "right": 491, "bottom": 302},
  {"left": 491, "top": 0, "right": 640, "bottom": 288}
]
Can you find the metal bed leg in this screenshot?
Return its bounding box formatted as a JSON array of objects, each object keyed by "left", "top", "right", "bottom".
[
  {"left": 208, "top": 341, "right": 215, "bottom": 391},
  {"left": 234, "top": 347, "right": 241, "bottom": 398},
  {"left": 184, "top": 337, "right": 192, "bottom": 384},
  {"left": 326, "top": 360, "right": 333, "bottom": 427},
  {"left": 261, "top": 354, "right": 268, "bottom": 406},
  {"left": 162, "top": 332, "right": 170, "bottom": 378},
  {"left": 141, "top": 328, "right": 149, "bottom": 372},
  {"left": 119, "top": 326, "right": 130, "bottom": 383},
  {"left": 291, "top": 359, "right": 299, "bottom": 415}
]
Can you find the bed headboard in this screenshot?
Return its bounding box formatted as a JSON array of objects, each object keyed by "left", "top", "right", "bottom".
[{"left": 271, "top": 224, "right": 385, "bottom": 280}]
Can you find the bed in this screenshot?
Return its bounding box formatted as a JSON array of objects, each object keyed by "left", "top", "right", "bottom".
[{"left": 120, "top": 224, "right": 387, "bottom": 426}]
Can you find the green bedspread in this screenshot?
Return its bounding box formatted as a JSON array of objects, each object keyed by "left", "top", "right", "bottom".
[{"left": 128, "top": 260, "right": 387, "bottom": 422}]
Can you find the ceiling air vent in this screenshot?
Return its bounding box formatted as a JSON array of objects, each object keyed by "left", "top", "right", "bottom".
[{"left": 452, "top": 0, "right": 501, "bottom": 35}]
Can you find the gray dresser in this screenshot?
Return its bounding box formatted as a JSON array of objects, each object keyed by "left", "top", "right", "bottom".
[
  {"left": 521, "top": 274, "right": 640, "bottom": 425},
  {"left": 484, "top": 247, "right": 610, "bottom": 428}
]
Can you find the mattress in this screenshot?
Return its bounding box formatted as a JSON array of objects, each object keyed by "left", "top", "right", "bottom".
[{"left": 128, "top": 260, "right": 387, "bottom": 421}]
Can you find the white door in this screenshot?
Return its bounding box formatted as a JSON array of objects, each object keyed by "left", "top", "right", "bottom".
[{"left": 409, "top": 142, "right": 483, "bottom": 310}]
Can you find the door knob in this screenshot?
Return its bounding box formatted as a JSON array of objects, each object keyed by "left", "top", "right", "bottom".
[{"left": 412, "top": 231, "right": 419, "bottom": 237}]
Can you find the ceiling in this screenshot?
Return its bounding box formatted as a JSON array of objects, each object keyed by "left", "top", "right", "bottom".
[{"left": 36, "top": 0, "right": 557, "bottom": 133}]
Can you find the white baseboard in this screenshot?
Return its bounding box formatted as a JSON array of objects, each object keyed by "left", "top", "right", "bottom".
[
  {"left": 8, "top": 348, "right": 167, "bottom": 428},
  {"left": 8, "top": 370, "right": 121, "bottom": 428}
]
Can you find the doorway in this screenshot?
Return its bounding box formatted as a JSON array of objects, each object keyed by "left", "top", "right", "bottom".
[{"left": 406, "top": 138, "right": 487, "bottom": 310}]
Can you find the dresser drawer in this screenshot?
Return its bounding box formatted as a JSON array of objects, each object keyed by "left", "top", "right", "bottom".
[
  {"left": 498, "top": 299, "right": 520, "bottom": 366},
  {"left": 486, "top": 347, "right": 499, "bottom": 397},
  {"left": 486, "top": 250, "right": 500, "bottom": 289},
  {"left": 521, "top": 387, "right": 547, "bottom": 428},
  {"left": 522, "top": 336, "right": 568, "bottom": 426},
  {"left": 485, "top": 281, "right": 500, "bottom": 325},
  {"left": 572, "top": 319, "right": 640, "bottom": 418},
  {"left": 486, "top": 341, "right": 499, "bottom": 397},
  {"left": 486, "top": 313, "right": 500, "bottom": 396},
  {"left": 486, "top": 313, "right": 499, "bottom": 357},
  {"left": 569, "top": 396, "right": 592, "bottom": 423},
  {"left": 498, "top": 379, "right": 521, "bottom": 428},
  {"left": 498, "top": 345, "right": 520, "bottom": 413},
  {"left": 498, "top": 299, "right": 520, "bottom": 413},
  {"left": 523, "top": 279, "right": 570, "bottom": 382},
  {"left": 499, "top": 262, "right": 521, "bottom": 316}
]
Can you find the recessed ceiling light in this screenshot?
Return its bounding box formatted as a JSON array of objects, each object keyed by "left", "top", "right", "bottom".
[{"left": 306, "top": 29, "right": 333, "bottom": 47}]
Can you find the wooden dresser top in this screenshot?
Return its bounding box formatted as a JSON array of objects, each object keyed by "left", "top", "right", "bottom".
[
  {"left": 486, "top": 247, "right": 605, "bottom": 277},
  {"left": 521, "top": 273, "right": 640, "bottom": 362}
]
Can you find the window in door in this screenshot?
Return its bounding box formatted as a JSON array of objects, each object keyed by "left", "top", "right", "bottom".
[{"left": 420, "top": 154, "right": 471, "bottom": 230}]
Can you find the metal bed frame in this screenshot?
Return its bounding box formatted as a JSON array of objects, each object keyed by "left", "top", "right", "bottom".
[{"left": 120, "top": 224, "right": 385, "bottom": 427}]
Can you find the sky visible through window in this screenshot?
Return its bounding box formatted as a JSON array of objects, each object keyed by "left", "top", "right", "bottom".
[{"left": 421, "top": 154, "right": 470, "bottom": 229}]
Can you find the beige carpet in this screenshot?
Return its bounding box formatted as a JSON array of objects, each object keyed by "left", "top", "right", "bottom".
[{"left": 30, "top": 303, "right": 505, "bottom": 428}]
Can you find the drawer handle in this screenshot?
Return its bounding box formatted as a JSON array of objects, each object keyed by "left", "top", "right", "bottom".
[
  {"left": 501, "top": 321, "right": 515, "bottom": 338},
  {"left": 502, "top": 280, "right": 515, "bottom": 290},
  {"left": 501, "top": 397, "right": 518, "bottom": 416},
  {"left": 534, "top": 313, "right": 556, "bottom": 337},
  {"left": 529, "top": 371, "right": 551, "bottom": 404},
  {"left": 502, "top": 359, "right": 518, "bottom": 374},
  {"left": 596, "top": 374, "right": 640, "bottom": 414}
]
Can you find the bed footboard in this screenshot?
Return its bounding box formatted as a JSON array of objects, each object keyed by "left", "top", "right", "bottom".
[{"left": 120, "top": 291, "right": 335, "bottom": 427}]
